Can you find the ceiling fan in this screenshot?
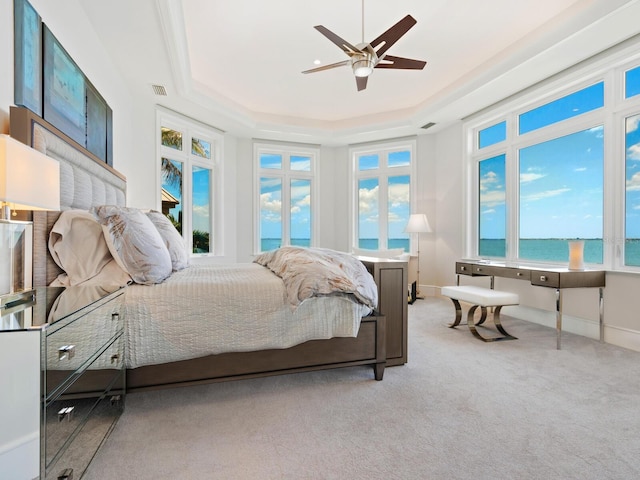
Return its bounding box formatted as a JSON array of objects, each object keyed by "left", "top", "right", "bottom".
[{"left": 302, "top": 2, "right": 427, "bottom": 91}]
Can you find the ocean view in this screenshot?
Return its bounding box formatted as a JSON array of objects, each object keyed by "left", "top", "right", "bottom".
[
  {"left": 261, "top": 238, "right": 410, "bottom": 252},
  {"left": 480, "top": 238, "right": 640, "bottom": 266},
  {"left": 262, "top": 238, "right": 640, "bottom": 267}
]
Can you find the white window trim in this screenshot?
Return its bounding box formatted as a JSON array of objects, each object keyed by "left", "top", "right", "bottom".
[
  {"left": 463, "top": 38, "right": 640, "bottom": 272},
  {"left": 253, "top": 141, "right": 319, "bottom": 254},
  {"left": 156, "top": 107, "right": 224, "bottom": 257},
  {"left": 348, "top": 137, "right": 417, "bottom": 254}
]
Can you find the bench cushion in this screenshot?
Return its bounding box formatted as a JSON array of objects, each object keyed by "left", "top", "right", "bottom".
[{"left": 441, "top": 285, "right": 519, "bottom": 306}]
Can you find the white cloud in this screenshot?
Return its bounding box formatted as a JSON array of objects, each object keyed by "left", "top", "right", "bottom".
[
  {"left": 627, "top": 172, "right": 640, "bottom": 191},
  {"left": 626, "top": 115, "right": 640, "bottom": 134},
  {"left": 520, "top": 172, "right": 546, "bottom": 183},
  {"left": 481, "top": 208, "right": 496, "bottom": 215},
  {"left": 388, "top": 183, "right": 410, "bottom": 208},
  {"left": 260, "top": 192, "right": 282, "bottom": 222},
  {"left": 359, "top": 186, "right": 379, "bottom": 214},
  {"left": 480, "top": 189, "right": 505, "bottom": 208},
  {"left": 522, "top": 188, "right": 570, "bottom": 202},
  {"left": 574, "top": 167, "right": 587, "bottom": 172},
  {"left": 627, "top": 143, "right": 640, "bottom": 161}
]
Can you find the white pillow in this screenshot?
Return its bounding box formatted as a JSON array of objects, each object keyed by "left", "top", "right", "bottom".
[
  {"left": 91, "top": 206, "right": 172, "bottom": 285},
  {"left": 145, "top": 210, "right": 189, "bottom": 271},
  {"left": 48, "top": 210, "right": 131, "bottom": 286}
]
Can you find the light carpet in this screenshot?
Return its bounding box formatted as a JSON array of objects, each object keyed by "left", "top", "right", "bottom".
[{"left": 84, "top": 297, "right": 640, "bottom": 479}]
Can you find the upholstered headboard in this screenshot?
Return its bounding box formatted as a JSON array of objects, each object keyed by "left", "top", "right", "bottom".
[{"left": 9, "top": 106, "right": 127, "bottom": 286}]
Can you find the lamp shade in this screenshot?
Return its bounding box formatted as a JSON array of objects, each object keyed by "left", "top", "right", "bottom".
[
  {"left": 404, "top": 214, "right": 432, "bottom": 233},
  {"left": 0, "top": 135, "right": 60, "bottom": 213}
]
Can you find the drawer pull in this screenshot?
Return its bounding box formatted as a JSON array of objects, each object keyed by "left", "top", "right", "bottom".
[
  {"left": 110, "top": 395, "right": 122, "bottom": 407},
  {"left": 476, "top": 267, "right": 483, "bottom": 272},
  {"left": 57, "top": 468, "right": 74, "bottom": 480},
  {"left": 58, "top": 345, "right": 75, "bottom": 361},
  {"left": 111, "top": 353, "right": 120, "bottom": 364},
  {"left": 111, "top": 313, "right": 119, "bottom": 321},
  {"left": 57, "top": 406, "right": 75, "bottom": 422},
  {"left": 539, "top": 275, "right": 547, "bottom": 282},
  {"left": 517, "top": 272, "right": 524, "bottom": 277},
  {"left": 460, "top": 266, "right": 466, "bottom": 271}
]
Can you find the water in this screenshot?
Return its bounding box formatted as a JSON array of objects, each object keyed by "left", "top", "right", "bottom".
[
  {"left": 262, "top": 237, "right": 640, "bottom": 266},
  {"left": 480, "top": 238, "right": 640, "bottom": 266},
  {"left": 261, "top": 238, "right": 410, "bottom": 253}
]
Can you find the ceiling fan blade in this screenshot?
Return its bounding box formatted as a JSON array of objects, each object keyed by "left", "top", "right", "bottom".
[
  {"left": 302, "top": 60, "right": 351, "bottom": 74},
  {"left": 356, "top": 76, "right": 368, "bottom": 91},
  {"left": 369, "top": 15, "right": 417, "bottom": 58},
  {"left": 375, "top": 55, "right": 426, "bottom": 70},
  {"left": 314, "top": 25, "right": 362, "bottom": 56}
]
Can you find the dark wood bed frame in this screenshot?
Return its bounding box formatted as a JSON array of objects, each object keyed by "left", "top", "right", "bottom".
[{"left": 11, "top": 106, "right": 391, "bottom": 392}]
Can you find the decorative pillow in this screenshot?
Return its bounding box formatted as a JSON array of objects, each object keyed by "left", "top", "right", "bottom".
[
  {"left": 91, "top": 205, "right": 172, "bottom": 285},
  {"left": 48, "top": 210, "right": 131, "bottom": 286},
  {"left": 145, "top": 210, "right": 189, "bottom": 271}
]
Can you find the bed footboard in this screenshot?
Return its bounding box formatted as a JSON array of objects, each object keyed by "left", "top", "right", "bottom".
[{"left": 126, "top": 313, "right": 386, "bottom": 392}]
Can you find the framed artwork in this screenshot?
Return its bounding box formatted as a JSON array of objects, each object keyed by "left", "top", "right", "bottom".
[
  {"left": 13, "top": 0, "right": 42, "bottom": 115},
  {"left": 86, "top": 81, "right": 107, "bottom": 160},
  {"left": 43, "top": 25, "right": 86, "bottom": 146}
]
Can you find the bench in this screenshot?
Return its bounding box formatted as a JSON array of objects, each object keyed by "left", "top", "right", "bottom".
[{"left": 441, "top": 285, "right": 519, "bottom": 342}]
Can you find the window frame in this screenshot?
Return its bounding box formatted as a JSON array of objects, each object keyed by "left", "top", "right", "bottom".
[
  {"left": 156, "top": 107, "right": 224, "bottom": 257},
  {"left": 253, "top": 141, "right": 319, "bottom": 254},
  {"left": 464, "top": 46, "right": 640, "bottom": 273},
  {"left": 349, "top": 138, "right": 418, "bottom": 253}
]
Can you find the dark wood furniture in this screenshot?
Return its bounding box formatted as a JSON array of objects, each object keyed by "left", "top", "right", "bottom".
[
  {"left": 455, "top": 261, "right": 606, "bottom": 349},
  {"left": 358, "top": 257, "right": 408, "bottom": 366}
]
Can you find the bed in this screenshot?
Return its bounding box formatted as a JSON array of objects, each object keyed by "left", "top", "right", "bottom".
[{"left": 11, "top": 106, "right": 388, "bottom": 391}]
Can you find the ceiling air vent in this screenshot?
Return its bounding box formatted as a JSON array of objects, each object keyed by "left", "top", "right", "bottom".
[
  {"left": 151, "top": 84, "right": 167, "bottom": 96},
  {"left": 421, "top": 122, "right": 436, "bottom": 130}
]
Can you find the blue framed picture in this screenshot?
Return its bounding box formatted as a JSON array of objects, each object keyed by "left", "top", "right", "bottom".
[
  {"left": 13, "top": 0, "right": 42, "bottom": 115},
  {"left": 43, "top": 25, "right": 86, "bottom": 146}
]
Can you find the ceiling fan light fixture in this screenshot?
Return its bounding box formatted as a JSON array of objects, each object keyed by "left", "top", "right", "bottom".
[{"left": 352, "top": 57, "right": 374, "bottom": 77}]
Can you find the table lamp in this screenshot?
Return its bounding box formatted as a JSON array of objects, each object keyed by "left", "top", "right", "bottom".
[
  {"left": 404, "top": 213, "right": 432, "bottom": 299},
  {"left": 0, "top": 134, "right": 60, "bottom": 297}
]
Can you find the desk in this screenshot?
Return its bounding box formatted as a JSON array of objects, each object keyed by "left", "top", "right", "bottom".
[{"left": 455, "top": 261, "right": 606, "bottom": 349}]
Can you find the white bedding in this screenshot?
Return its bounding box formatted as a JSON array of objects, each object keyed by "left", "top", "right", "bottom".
[{"left": 124, "top": 263, "right": 372, "bottom": 369}]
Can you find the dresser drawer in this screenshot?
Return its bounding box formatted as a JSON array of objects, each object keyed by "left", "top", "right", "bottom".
[
  {"left": 45, "top": 387, "right": 124, "bottom": 480},
  {"left": 530, "top": 270, "right": 560, "bottom": 287},
  {"left": 45, "top": 301, "right": 123, "bottom": 394},
  {"left": 46, "top": 333, "right": 124, "bottom": 398},
  {"left": 44, "top": 334, "right": 124, "bottom": 470}
]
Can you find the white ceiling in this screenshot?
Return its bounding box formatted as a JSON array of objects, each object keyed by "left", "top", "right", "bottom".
[{"left": 79, "top": 0, "right": 640, "bottom": 145}]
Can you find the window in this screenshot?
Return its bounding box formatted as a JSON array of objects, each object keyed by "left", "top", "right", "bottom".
[
  {"left": 519, "top": 128, "right": 604, "bottom": 263},
  {"left": 626, "top": 112, "right": 640, "bottom": 266},
  {"left": 351, "top": 140, "right": 416, "bottom": 253},
  {"left": 467, "top": 53, "right": 640, "bottom": 271},
  {"left": 518, "top": 82, "right": 604, "bottom": 135},
  {"left": 255, "top": 143, "right": 317, "bottom": 253},
  {"left": 625, "top": 65, "right": 640, "bottom": 99},
  {"left": 157, "top": 109, "right": 222, "bottom": 256},
  {"left": 478, "top": 121, "right": 506, "bottom": 149},
  {"left": 479, "top": 154, "right": 506, "bottom": 257}
]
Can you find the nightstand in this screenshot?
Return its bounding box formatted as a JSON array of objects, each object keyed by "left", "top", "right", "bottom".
[{"left": 0, "top": 285, "right": 125, "bottom": 480}]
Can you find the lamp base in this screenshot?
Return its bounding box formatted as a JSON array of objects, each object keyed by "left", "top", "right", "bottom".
[{"left": 408, "top": 281, "right": 419, "bottom": 304}]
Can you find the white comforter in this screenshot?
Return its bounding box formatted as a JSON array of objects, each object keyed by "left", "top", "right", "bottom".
[{"left": 124, "top": 262, "right": 373, "bottom": 368}]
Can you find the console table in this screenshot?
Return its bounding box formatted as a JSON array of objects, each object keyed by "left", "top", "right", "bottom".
[{"left": 455, "top": 261, "right": 606, "bottom": 349}]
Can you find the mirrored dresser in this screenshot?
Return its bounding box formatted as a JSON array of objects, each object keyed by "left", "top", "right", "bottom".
[{"left": 0, "top": 285, "right": 125, "bottom": 480}]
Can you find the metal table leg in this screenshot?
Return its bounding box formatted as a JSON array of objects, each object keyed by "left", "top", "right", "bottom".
[{"left": 556, "top": 288, "right": 563, "bottom": 350}]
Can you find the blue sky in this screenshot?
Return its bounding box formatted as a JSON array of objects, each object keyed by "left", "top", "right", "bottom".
[
  {"left": 259, "top": 153, "right": 312, "bottom": 240},
  {"left": 357, "top": 151, "right": 411, "bottom": 241}
]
